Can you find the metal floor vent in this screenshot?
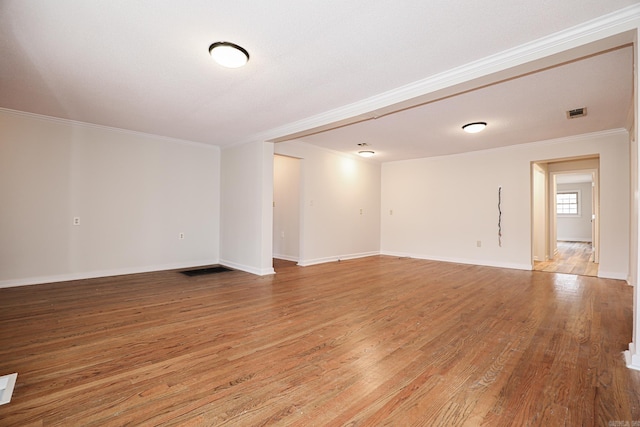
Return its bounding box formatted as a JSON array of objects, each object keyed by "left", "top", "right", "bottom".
[
  {"left": 0, "top": 373, "right": 17, "bottom": 406},
  {"left": 181, "top": 266, "right": 233, "bottom": 277},
  {"left": 566, "top": 107, "right": 587, "bottom": 119}
]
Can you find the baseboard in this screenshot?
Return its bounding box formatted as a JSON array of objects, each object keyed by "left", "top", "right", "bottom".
[
  {"left": 379, "top": 251, "right": 532, "bottom": 271},
  {"left": 219, "top": 259, "right": 275, "bottom": 276},
  {"left": 273, "top": 254, "right": 299, "bottom": 262},
  {"left": 557, "top": 238, "right": 592, "bottom": 243},
  {"left": 625, "top": 343, "right": 640, "bottom": 371},
  {"left": 0, "top": 259, "right": 221, "bottom": 289},
  {"left": 297, "top": 251, "right": 380, "bottom": 267},
  {"left": 597, "top": 270, "right": 628, "bottom": 280}
]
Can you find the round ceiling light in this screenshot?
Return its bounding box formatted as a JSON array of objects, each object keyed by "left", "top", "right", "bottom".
[
  {"left": 358, "top": 150, "right": 375, "bottom": 158},
  {"left": 209, "top": 42, "right": 250, "bottom": 68},
  {"left": 462, "top": 122, "right": 487, "bottom": 133}
]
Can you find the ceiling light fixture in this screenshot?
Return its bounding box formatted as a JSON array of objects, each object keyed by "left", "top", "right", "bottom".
[
  {"left": 209, "top": 42, "right": 250, "bottom": 68},
  {"left": 462, "top": 122, "right": 487, "bottom": 133},
  {"left": 357, "top": 143, "right": 375, "bottom": 157}
]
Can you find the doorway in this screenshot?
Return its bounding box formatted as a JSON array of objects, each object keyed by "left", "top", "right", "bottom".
[
  {"left": 273, "top": 154, "right": 302, "bottom": 264},
  {"left": 531, "top": 157, "right": 600, "bottom": 276}
]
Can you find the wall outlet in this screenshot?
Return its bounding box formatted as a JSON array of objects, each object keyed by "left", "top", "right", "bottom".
[
  {"left": 179, "top": 232, "right": 185, "bottom": 240},
  {"left": 476, "top": 240, "right": 482, "bottom": 247},
  {"left": 73, "top": 217, "right": 80, "bottom": 226}
]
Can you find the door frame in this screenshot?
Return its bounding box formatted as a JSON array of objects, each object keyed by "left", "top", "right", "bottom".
[
  {"left": 531, "top": 157, "right": 600, "bottom": 271},
  {"left": 548, "top": 168, "right": 599, "bottom": 263}
]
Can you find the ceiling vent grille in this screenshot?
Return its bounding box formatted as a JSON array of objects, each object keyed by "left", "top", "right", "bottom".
[{"left": 566, "top": 107, "right": 587, "bottom": 119}]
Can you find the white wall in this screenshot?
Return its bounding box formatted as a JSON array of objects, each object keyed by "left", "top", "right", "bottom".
[
  {"left": 556, "top": 182, "right": 593, "bottom": 242},
  {"left": 624, "top": 29, "right": 639, "bottom": 371},
  {"left": 381, "top": 130, "right": 630, "bottom": 279},
  {"left": 0, "top": 109, "right": 220, "bottom": 287},
  {"left": 220, "top": 141, "right": 275, "bottom": 275},
  {"left": 532, "top": 163, "right": 548, "bottom": 261},
  {"left": 275, "top": 141, "right": 381, "bottom": 265},
  {"left": 273, "top": 155, "right": 301, "bottom": 261}
]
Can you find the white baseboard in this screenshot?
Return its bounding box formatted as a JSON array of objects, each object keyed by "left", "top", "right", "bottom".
[
  {"left": 379, "top": 251, "right": 532, "bottom": 271},
  {"left": 219, "top": 259, "right": 275, "bottom": 276},
  {"left": 625, "top": 343, "right": 640, "bottom": 371},
  {"left": 273, "top": 254, "right": 299, "bottom": 262},
  {"left": 0, "top": 259, "right": 220, "bottom": 288},
  {"left": 557, "top": 238, "right": 592, "bottom": 243},
  {"left": 597, "top": 270, "right": 629, "bottom": 280},
  {"left": 297, "top": 251, "right": 380, "bottom": 267}
]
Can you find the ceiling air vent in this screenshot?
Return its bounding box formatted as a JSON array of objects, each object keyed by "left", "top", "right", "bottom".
[{"left": 566, "top": 107, "right": 587, "bottom": 119}]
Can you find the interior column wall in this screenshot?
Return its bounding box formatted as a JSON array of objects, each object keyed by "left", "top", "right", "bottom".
[
  {"left": 220, "top": 141, "right": 275, "bottom": 275},
  {"left": 625, "top": 30, "right": 640, "bottom": 371}
]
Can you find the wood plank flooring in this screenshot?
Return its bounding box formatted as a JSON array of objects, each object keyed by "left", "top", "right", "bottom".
[
  {"left": 534, "top": 241, "right": 599, "bottom": 277},
  {"left": 0, "top": 256, "right": 638, "bottom": 426}
]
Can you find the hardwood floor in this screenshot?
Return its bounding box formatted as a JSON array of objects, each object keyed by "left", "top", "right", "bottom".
[
  {"left": 534, "top": 241, "right": 599, "bottom": 277},
  {"left": 0, "top": 256, "right": 638, "bottom": 426}
]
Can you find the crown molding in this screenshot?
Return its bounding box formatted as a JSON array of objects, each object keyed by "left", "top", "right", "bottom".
[{"left": 249, "top": 4, "right": 640, "bottom": 145}]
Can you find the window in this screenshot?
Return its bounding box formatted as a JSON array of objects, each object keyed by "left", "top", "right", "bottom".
[{"left": 556, "top": 191, "right": 579, "bottom": 215}]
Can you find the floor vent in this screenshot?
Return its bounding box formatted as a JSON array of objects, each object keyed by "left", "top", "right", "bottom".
[
  {"left": 0, "top": 373, "right": 17, "bottom": 405},
  {"left": 566, "top": 107, "right": 587, "bottom": 119},
  {"left": 181, "top": 266, "right": 233, "bottom": 277}
]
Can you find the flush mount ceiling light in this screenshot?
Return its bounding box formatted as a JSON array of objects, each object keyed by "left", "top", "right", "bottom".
[
  {"left": 209, "top": 42, "right": 249, "bottom": 68},
  {"left": 462, "top": 122, "right": 487, "bottom": 133},
  {"left": 357, "top": 143, "right": 375, "bottom": 157}
]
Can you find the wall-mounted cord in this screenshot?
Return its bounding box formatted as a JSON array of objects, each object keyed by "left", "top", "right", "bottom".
[{"left": 498, "top": 186, "right": 502, "bottom": 247}]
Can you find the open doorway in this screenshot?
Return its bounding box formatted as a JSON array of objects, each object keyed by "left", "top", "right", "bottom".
[
  {"left": 273, "top": 155, "right": 302, "bottom": 267},
  {"left": 531, "top": 157, "right": 600, "bottom": 276}
]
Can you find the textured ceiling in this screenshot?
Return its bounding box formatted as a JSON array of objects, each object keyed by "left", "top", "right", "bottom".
[{"left": 1, "top": 0, "right": 638, "bottom": 161}]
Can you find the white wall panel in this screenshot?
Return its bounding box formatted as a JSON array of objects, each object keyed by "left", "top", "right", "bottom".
[
  {"left": 275, "top": 142, "right": 381, "bottom": 265},
  {"left": 381, "top": 130, "right": 629, "bottom": 278},
  {"left": 220, "top": 141, "right": 275, "bottom": 275},
  {"left": 0, "top": 110, "right": 220, "bottom": 287}
]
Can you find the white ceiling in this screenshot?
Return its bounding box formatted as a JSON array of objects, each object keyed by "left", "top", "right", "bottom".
[
  {"left": 301, "top": 46, "right": 633, "bottom": 161},
  {"left": 1, "top": 1, "right": 638, "bottom": 162}
]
